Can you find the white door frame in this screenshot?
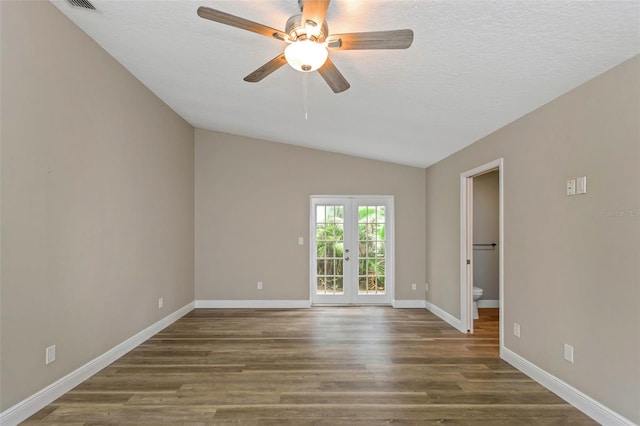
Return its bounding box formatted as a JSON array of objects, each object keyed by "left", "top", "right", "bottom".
[
  {"left": 310, "top": 195, "right": 395, "bottom": 306},
  {"left": 460, "top": 159, "right": 504, "bottom": 343}
]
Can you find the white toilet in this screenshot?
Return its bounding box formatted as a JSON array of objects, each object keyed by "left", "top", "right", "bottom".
[{"left": 472, "top": 286, "right": 484, "bottom": 320}]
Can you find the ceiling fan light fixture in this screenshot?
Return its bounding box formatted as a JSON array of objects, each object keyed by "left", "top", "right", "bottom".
[
  {"left": 284, "top": 40, "right": 328, "bottom": 72},
  {"left": 197, "top": 1, "right": 414, "bottom": 93}
]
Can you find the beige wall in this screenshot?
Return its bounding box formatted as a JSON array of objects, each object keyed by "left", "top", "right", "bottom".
[
  {"left": 195, "top": 129, "right": 426, "bottom": 302},
  {"left": 472, "top": 170, "right": 499, "bottom": 300},
  {"left": 425, "top": 56, "right": 640, "bottom": 422},
  {"left": 0, "top": 1, "right": 195, "bottom": 411}
]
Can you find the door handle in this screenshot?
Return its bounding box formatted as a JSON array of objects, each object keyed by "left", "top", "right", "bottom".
[{"left": 345, "top": 256, "right": 350, "bottom": 261}]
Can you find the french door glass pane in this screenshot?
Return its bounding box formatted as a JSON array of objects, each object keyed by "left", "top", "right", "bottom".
[
  {"left": 315, "top": 205, "right": 344, "bottom": 295},
  {"left": 358, "top": 205, "right": 386, "bottom": 295}
]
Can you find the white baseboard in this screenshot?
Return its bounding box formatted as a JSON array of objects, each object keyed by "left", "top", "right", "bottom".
[
  {"left": 195, "top": 299, "right": 311, "bottom": 309},
  {"left": 392, "top": 299, "right": 426, "bottom": 308},
  {"left": 0, "top": 302, "right": 194, "bottom": 426},
  {"left": 424, "top": 300, "right": 466, "bottom": 333},
  {"left": 501, "top": 347, "right": 636, "bottom": 426},
  {"left": 478, "top": 299, "right": 499, "bottom": 308},
  {"left": 6, "top": 301, "right": 632, "bottom": 426}
]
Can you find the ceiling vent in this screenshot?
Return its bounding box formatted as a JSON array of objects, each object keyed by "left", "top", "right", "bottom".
[{"left": 67, "top": 0, "right": 96, "bottom": 10}]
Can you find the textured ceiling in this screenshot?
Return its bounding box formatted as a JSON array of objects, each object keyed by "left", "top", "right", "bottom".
[{"left": 52, "top": 0, "right": 639, "bottom": 167}]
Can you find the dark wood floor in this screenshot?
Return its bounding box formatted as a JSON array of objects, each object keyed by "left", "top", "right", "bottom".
[{"left": 24, "top": 307, "right": 596, "bottom": 425}]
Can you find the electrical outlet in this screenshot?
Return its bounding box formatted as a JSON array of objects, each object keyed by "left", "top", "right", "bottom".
[
  {"left": 564, "top": 344, "right": 574, "bottom": 363},
  {"left": 513, "top": 323, "right": 521, "bottom": 338},
  {"left": 158, "top": 298, "right": 163, "bottom": 308},
  {"left": 46, "top": 345, "right": 56, "bottom": 365},
  {"left": 425, "top": 283, "right": 429, "bottom": 292},
  {"left": 567, "top": 179, "right": 576, "bottom": 196},
  {"left": 257, "top": 281, "right": 263, "bottom": 290},
  {"left": 411, "top": 283, "right": 416, "bottom": 291},
  {"left": 298, "top": 237, "right": 304, "bottom": 245}
]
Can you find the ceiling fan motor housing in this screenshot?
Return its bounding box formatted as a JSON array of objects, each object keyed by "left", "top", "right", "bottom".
[{"left": 285, "top": 14, "right": 328, "bottom": 42}]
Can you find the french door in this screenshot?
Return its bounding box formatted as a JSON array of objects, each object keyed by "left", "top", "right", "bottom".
[{"left": 310, "top": 196, "right": 394, "bottom": 305}]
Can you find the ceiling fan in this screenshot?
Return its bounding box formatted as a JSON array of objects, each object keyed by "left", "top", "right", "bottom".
[{"left": 197, "top": 0, "right": 414, "bottom": 93}]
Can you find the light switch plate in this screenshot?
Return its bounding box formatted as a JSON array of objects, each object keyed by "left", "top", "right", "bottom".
[
  {"left": 576, "top": 176, "right": 587, "bottom": 194},
  {"left": 567, "top": 179, "right": 576, "bottom": 196}
]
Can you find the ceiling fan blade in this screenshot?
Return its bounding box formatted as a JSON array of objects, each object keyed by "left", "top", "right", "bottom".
[
  {"left": 327, "top": 29, "right": 414, "bottom": 50},
  {"left": 197, "top": 6, "right": 289, "bottom": 41},
  {"left": 317, "top": 58, "right": 350, "bottom": 93},
  {"left": 244, "top": 54, "right": 288, "bottom": 82},
  {"left": 301, "top": 0, "right": 330, "bottom": 32}
]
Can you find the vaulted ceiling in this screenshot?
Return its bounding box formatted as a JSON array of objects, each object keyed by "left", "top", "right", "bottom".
[{"left": 52, "top": 0, "right": 639, "bottom": 167}]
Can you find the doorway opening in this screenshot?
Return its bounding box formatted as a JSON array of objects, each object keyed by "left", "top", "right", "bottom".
[
  {"left": 460, "top": 159, "right": 504, "bottom": 343},
  {"left": 310, "top": 196, "right": 394, "bottom": 306}
]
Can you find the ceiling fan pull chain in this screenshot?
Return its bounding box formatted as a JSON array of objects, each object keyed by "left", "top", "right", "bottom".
[{"left": 304, "top": 72, "right": 309, "bottom": 120}]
